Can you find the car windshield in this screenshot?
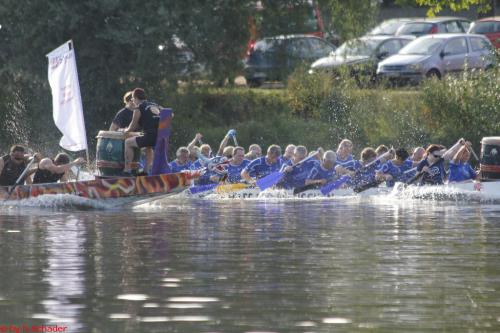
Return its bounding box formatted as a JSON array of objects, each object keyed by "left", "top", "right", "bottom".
[
  {"left": 335, "top": 39, "right": 379, "bottom": 57},
  {"left": 369, "top": 20, "right": 406, "bottom": 35},
  {"left": 469, "top": 21, "right": 500, "bottom": 34},
  {"left": 399, "top": 37, "right": 443, "bottom": 55},
  {"left": 398, "top": 22, "right": 433, "bottom": 36},
  {"left": 254, "top": 38, "right": 283, "bottom": 52}
]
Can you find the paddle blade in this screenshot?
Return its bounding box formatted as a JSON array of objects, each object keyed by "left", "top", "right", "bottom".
[
  {"left": 189, "top": 183, "right": 218, "bottom": 194},
  {"left": 293, "top": 183, "right": 318, "bottom": 195},
  {"left": 353, "top": 179, "right": 383, "bottom": 193},
  {"left": 256, "top": 171, "right": 285, "bottom": 191},
  {"left": 320, "top": 175, "right": 350, "bottom": 195},
  {"left": 215, "top": 183, "right": 249, "bottom": 194}
]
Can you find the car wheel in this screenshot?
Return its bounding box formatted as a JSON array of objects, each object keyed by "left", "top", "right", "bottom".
[{"left": 426, "top": 69, "right": 441, "bottom": 79}]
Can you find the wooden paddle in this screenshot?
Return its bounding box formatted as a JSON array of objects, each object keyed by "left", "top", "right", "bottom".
[{"left": 215, "top": 183, "right": 250, "bottom": 193}]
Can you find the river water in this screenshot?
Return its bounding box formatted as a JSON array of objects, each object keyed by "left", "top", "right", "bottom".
[{"left": 1, "top": 191, "right": 500, "bottom": 333}]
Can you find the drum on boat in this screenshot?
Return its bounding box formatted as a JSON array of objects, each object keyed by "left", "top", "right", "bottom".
[
  {"left": 96, "top": 131, "right": 141, "bottom": 176},
  {"left": 480, "top": 136, "right": 500, "bottom": 180}
]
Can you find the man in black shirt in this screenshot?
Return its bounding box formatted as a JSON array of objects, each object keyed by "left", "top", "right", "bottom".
[
  {"left": 0, "top": 145, "right": 39, "bottom": 186},
  {"left": 32, "top": 153, "right": 85, "bottom": 184},
  {"left": 123, "top": 88, "right": 161, "bottom": 175},
  {"left": 109, "top": 91, "right": 135, "bottom": 131}
]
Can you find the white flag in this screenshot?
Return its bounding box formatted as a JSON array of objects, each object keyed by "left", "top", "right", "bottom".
[{"left": 47, "top": 40, "right": 88, "bottom": 151}]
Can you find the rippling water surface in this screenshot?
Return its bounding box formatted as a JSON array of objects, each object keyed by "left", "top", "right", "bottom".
[{"left": 1, "top": 194, "right": 500, "bottom": 332}]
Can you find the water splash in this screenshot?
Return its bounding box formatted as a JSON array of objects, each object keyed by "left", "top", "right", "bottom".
[{"left": 0, "top": 194, "right": 118, "bottom": 210}]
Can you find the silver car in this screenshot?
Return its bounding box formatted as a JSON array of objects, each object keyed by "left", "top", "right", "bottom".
[{"left": 377, "top": 33, "right": 495, "bottom": 83}]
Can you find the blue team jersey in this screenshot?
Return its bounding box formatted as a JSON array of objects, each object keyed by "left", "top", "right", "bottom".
[
  {"left": 349, "top": 161, "right": 378, "bottom": 187},
  {"left": 416, "top": 158, "right": 446, "bottom": 185},
  {"left": 227, "top": 159, "right": 250, "bottom": 183},
  {"left": 307, "top": 160, "right": 336, "bottom": 182},
  {"left": 190, "top": 159, "right": 205, "bottom": 170},
  {"left": 281, "top": 159, "right": 318, "bottom": 189},
  {"left": 336, "top": 154, "right": 356, "bottom": 170},
  {"left": 244, "top": 156, "right": 282, "bottom": 179},
  {"left": 379, "top": 159, "right": 414, "bottom": 187},
  {"left": 448, "top": 161, "right": 476, "bottom": 182},
  {"left": 280, "top": 156, "right": 293, "bottom": 166},
  {"left": 169, "top": 160, "right": 192, "bottom": 173}
]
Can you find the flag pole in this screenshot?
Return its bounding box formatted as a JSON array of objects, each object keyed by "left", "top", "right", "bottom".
[{"left": 67, "top": 40, "right": 91, "bottom": 170}]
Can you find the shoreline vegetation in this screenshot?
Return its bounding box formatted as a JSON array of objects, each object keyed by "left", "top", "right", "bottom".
[{"left": 1, "top": 67, "right": 498, "bottom": 161}]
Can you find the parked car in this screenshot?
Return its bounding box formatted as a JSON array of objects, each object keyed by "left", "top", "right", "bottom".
[
  {"left": 395, "top": 17, "right": 471, "bottom": 37},
  {"left": 468, "top": 17, "right": 500, "bottom": 49},
  {"left": 309, "top": 35, "right": 414, "bottom": 82},
  {"left": 366, "top": 18, "right": 421, "bottom": 36},
  {"left": 244, "top": 35, "right": 336, "bottom": 87},
  {"left": 377, "top": 34, "right": 495, "bottom": 84}
]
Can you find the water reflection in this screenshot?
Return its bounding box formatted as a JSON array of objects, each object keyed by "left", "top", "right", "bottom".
[
  {"left": 35, "top": 217, "right": 85, "bottom": 330},
  {"left": 0, "top": 198, "right": 500, "bottom": 332}
]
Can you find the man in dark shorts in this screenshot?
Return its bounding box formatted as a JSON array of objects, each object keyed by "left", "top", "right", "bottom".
[
  {"left": 123, "top": 88, "right": 161, "bottom": 175},
  {"left": 109, "top": 91, "right": 135, "bottom": 131}
]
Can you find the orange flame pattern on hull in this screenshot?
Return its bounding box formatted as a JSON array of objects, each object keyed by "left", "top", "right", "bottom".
[{"left": 0, "top": 171, "right": 201, "bottom": 201}]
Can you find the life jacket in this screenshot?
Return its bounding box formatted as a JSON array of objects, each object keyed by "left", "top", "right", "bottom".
[
  {"left": 0, "top": 155, "right": 27, "bottom": 186},
  {"left": 32, "top": 166, "right": 64, "bottom": 184}
]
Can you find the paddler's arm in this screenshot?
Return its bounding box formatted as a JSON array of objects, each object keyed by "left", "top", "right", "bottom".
[
  {"left": 41, "top": 157, "right": 86, "bottom": 175},
  {"left": 187, "top": 133, "right": 203, "bottom": 152},
  {"left": 240, "top": 169, "right": 255, "bottom": 184},
  {"left": 217, "top": 134, "right": 231, "bottom": 157},
  {"left": 124, "top": 110, "right": 140, "bottom": 132},
  {"left": 442, "top": 138, "right": 465, "bottom": 161}
]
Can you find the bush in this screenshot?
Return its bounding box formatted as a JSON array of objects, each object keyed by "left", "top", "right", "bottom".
[
  {"left": 287, "top": 68, "right": 430, "bottom": 154},
  {"left": 420, "top": 67, "right": 500, "bottom": 148}
]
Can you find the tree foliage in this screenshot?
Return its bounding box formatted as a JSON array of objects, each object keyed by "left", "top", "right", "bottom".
[
  {"left": 0, "top": 0, "right": 253, "bottom": 150},
  {"left": 414, "top": 0, "right": 493, "bottom": 16}
]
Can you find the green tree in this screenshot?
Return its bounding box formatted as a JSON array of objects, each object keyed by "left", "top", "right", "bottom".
[
  {"left": 318, "top": 0, "right": 380, "bottom": 41},
  {"left": 412, "top": 0, "right": 493, "bottom": 16},
  {"left": 0, "top": 0, "right": 252, "bottom": 151}
]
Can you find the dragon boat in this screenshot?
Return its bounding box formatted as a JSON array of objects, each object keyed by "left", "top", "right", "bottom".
[{"left": 1, "top": 109, "right": 202, "bottom": 203}]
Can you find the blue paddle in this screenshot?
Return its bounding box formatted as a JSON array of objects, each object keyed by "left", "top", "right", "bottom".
[
  {"left": 189, "top": 183, "right": 218, "bottom": 195},
  {"left": 320, "top": 175, "right": 351, "bottom": 195},
  {"left": 256, "top": 152, "right": 319, "bottom": 191}
]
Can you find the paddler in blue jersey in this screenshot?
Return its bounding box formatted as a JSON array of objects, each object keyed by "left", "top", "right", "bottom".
[
  {"left": 169, "top": 147, "right": 192, "bottom": 173},
  {"left": 376, "top": 148, "right": 413, "bottom": 187},
  {"left": 416, "top": 138, "right": 466, "bottom": 185},
  {"left": 279, "top": 146, "right": 318, "bottom": 189},
  {"left": 448, "top": 142, "right": 477, "bottom": 183},
  {"left": 335, "top": 139, "right": 355, "bottom": 170},
  {"left": 210, "top": 146, "right": 250, "bottom": 184},
  {"left": 336, "top": 147, "right": 393, "bottom": 189},
  {"left": 281, "top": 144, "right": 296, "bottom": 165},
  {"left": 304, "top": 150, "right": 337, "bottom": 186},
  {"left": 241, "top": 144, "right": 282, "bottom": 184}
]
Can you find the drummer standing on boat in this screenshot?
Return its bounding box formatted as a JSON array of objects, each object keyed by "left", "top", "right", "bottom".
[
  {"left": 109, "top": 91, "right": 135, "bottom": 131},
  {"left": 123, "top": 88, "right": 161, "bottom": 176}
]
